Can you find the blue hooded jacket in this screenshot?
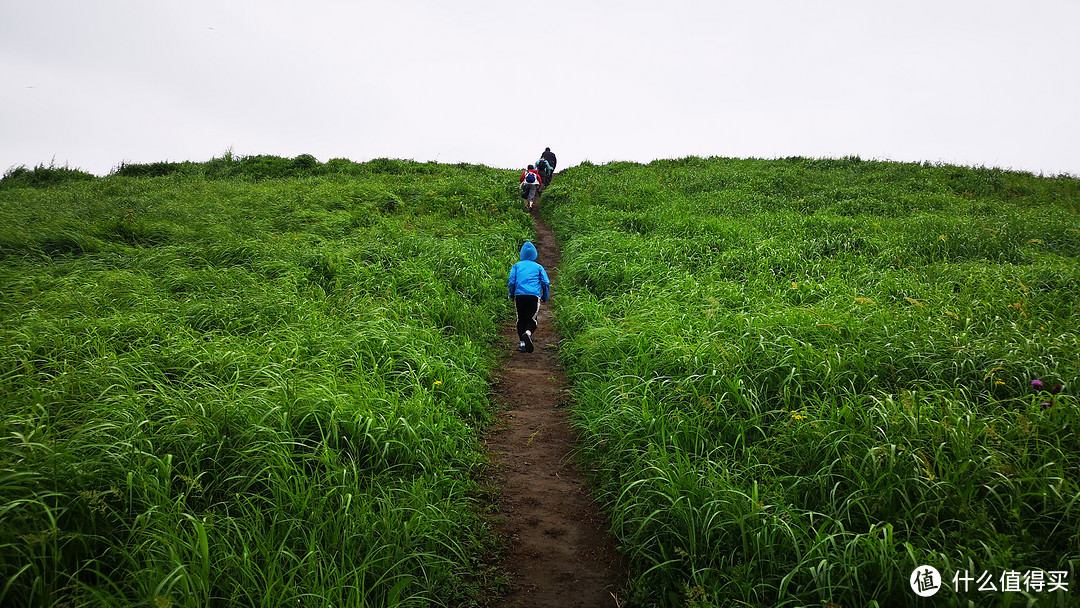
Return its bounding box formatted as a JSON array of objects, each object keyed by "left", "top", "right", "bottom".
[{"left": 508, "top": 242, "right": 550, "bottom": 301}]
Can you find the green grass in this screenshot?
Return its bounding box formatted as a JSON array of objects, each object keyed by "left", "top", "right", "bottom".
[
  {"left": 542, "top": 156, "right": 1080, "bottom": 607},
  {"left": 6, "top": 152, "right": 1078, "bottom": 607},
  {"left": 0, "top": 157, "right": 531, "bottom": 607}
]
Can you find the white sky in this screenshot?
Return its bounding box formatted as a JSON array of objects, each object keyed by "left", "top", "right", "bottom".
[{"left": 3, "top": 1, "right": 1079, "bottom": 177}]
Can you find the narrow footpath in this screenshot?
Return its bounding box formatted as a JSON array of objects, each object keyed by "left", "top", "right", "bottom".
[{"left": 483, "top": 216, "right": 627, "bottom": 607}]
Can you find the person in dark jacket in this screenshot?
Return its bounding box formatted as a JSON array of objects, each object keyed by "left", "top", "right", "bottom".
[
  {"left": 541, "top": 147, "right": 557, "bottom": 171},
  {"left": 507, "top": 241, "right": 551, "bottom": 352},
  {"left": 539, "top": 148, "right": 557, "bottom": 188}
]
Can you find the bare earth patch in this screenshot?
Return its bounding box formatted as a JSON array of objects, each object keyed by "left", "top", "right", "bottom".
[{"left": 482, "top": 217, "right": 628, "bottom": 607}]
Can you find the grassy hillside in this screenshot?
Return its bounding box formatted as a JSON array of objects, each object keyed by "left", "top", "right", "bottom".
[
  {"left": 541, "top": 157, "right": 1080, "bottom": 607},
  {"left": 5, "top": 153, "right": 1078, "bottom": 607},
  {"left": 0, "top": 157, "right": 531, "bottom": 607}
]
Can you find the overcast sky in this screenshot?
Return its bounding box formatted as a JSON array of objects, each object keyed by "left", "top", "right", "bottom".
[{"left": 3, "top": 1, "right": 1079, "bottom": 177}]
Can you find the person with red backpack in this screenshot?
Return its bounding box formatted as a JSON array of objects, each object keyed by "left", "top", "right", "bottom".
[
  {"left": 519, "top": 164, "right": 542, "bottom": 186},
  {"left": 519, "top": 169, "right": 541, "bottom": 210}
]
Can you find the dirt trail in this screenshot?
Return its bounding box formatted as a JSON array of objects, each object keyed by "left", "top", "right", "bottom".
[{"left": 483, "top": 216, "right": 627, "bottom": 607}]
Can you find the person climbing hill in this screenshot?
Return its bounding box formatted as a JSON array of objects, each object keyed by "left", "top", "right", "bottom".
[
  {"left": 540, "top": 148, "right": 557, "bottom": 187},
  {"left": 520, "top": 172, "right": 541, "bottom": 210},
  {"left": 534, "top": 157, "right": 553, "bottom": 190},
  {"left": 519, "top": 165, "right": 542, "bottom": 211},
  {"left": 520, "top": 164, "right": 542, "bottom": 185},
  {"left": 541, "top": 147, "right": 557, "bottom": 171},
  {"left": 507, "top": 241, "right": 550, "bottom": 353}
]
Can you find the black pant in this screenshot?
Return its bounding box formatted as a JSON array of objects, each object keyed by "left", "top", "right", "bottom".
[{"left": 515, "top": 295, "right": 540, "bottom": 339}]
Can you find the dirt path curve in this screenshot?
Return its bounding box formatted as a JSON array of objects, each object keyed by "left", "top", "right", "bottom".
[{"left": 483, "top": 216, "right": 627, "bottom": 607}]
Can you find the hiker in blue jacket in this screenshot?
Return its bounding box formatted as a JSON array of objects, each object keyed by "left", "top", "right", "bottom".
[{"left": 508, "top": 241, "right": 551, "bottom": 353}]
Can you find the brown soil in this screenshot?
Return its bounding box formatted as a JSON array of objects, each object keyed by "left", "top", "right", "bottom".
[{"left": 482, "top": 216, "right": 628, "bottom": 607}]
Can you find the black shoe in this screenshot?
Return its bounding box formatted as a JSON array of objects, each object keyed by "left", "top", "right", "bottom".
[{"left": 524, "top": 333, "right": 534, "bottom": 353}]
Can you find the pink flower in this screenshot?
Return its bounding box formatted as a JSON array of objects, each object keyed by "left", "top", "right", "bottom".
[{"left": 1031, "top": 379, "right": 1044, "bottom": 389}]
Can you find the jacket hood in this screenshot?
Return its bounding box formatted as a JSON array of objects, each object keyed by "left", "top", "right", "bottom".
[{"left": 519, "top": 241, "right": 537, "bottom": 262}]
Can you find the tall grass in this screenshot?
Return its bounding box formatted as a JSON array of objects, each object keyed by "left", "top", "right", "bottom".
[
  {"left": 0, "top": 158, "right": 531, "bottom": 606},
  {"left": 543, "top": 156, "right": 1080, "bottom": 607}
]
